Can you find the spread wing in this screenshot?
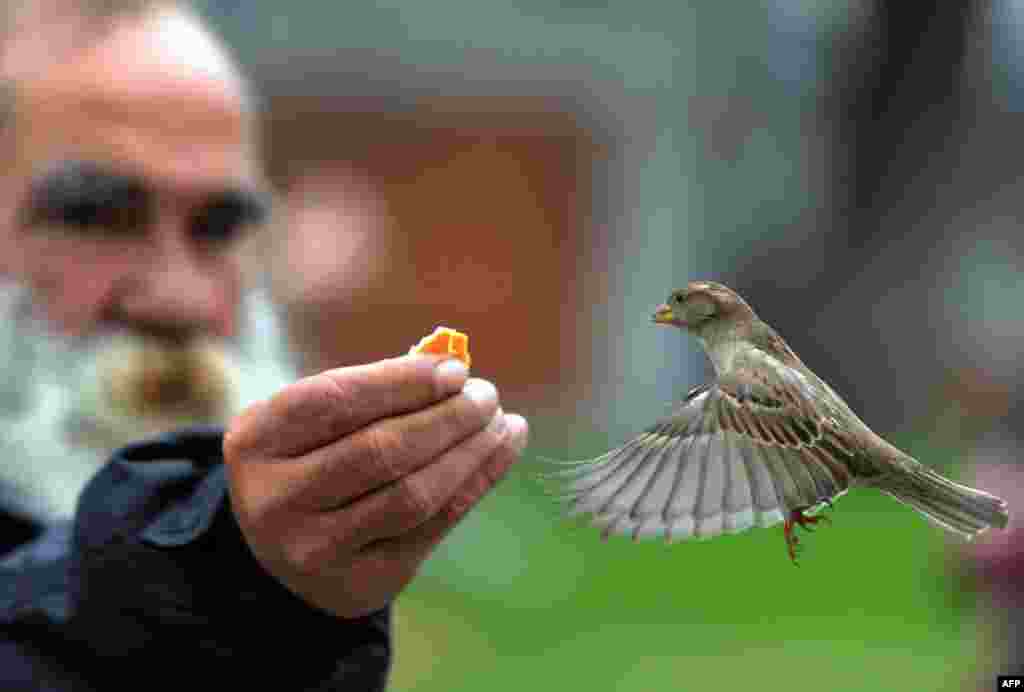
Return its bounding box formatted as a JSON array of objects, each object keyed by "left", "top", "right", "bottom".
[{"left": 547, "top": 349, "right": 860, "bottom": 541}]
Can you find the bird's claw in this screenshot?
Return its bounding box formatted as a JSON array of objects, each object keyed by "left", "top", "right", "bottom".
[
  {"left": 783, "top": 506, "right": 830, "bottom": 566},
  {"left": 783, "top": 520, "right": 801, "bottom": 565}
]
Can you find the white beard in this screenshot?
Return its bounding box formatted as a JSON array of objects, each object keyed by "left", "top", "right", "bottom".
[{"left": 0, "top": 281, "right": 296, "bottom": 523}]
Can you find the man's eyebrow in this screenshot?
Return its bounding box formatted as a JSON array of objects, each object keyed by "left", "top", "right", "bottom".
[
  {"left": 20, "top": 159, "right": 271, "bottom": 228},
  {"left": 20, "top": 160, "right": 148, "bottom": 226},
  {"left": 196, "top": 187, "right": 272, "bottom": 225}
]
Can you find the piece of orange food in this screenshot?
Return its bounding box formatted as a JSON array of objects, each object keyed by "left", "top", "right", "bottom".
[{"left": 409, "top": 326, "right": 471, "bottom": 368}]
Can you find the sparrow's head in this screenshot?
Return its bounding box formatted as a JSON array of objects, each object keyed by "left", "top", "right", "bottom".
[{"left": 652, "top": 281, "right": 755, "bottom": 336}]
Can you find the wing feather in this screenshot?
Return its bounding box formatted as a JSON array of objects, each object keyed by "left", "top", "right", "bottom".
[
  {"left": 546, "top": 346, "right": 859, "bottom": 542},
  {"left": 696, "top": 432, "right": 725, "bottom": 525},
  {"left": 733, "top": 433, "right": 781, "bottom": 520},
  {"left": 633, "top": 432, "right": 689, "bottom": 519},
  {"left": 721, "top": 432, "right": 756, "bottom": 533},
  {"left": 780, "top": 446, "right": 821, "bottom": 507},
  {"left": 600, "top": 441, "right": 668, "bottom": 516},
  {"left": 666, "top": 432, "right": 708, "bottom": 521}
]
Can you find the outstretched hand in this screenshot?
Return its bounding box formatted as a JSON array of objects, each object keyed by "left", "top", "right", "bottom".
[{"left": 223, "top": 354, "right": 528, "bottom": 618}]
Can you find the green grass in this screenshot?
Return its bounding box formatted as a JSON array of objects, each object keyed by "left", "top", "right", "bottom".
[{"left": 389, "top": 435, "right": 988, "bottom": 692}]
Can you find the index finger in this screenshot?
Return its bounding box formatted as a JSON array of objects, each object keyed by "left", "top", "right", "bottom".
[{"left": 228, "top": 354, "right": 469, "bottom": 458}]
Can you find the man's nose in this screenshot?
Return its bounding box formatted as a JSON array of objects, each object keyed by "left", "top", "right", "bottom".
[{"left": 118, "top": 225, "right": 237, "bottom": 339}]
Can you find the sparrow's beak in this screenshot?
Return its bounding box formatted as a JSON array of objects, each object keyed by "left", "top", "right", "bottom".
[{"left": 652, "top": 303, "right": 676, "bottom": 325}]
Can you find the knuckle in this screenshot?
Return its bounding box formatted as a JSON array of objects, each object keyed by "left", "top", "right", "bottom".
[
  {"left": 263, "top": 377, "right": 348, "bottom": 446},
  {"left": 446, "top": 459, "right": 505, "bottom": 522},
  {"left": 317, "top": 374, "right": 362, "bottom": 430},
  {"left": 394, "top": 475, "right": 435, "bottom": 525},
  {"left": 362, "top": 426, "right": 402, "bottom": 482},
  {"left": 283, "top": 535, "right": 331, "bottom": 577},
  {"left": 267, "top": 375, "right": 318, "bottom": 420},
  {"left": 272, "top": 373, "right": 358, "bottom": 429},
  {"left": 280, "top": 520, "right": 356, "bottom": 578}
]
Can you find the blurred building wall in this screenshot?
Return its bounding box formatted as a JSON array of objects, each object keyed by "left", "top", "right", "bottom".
[{"left": 261, "top": 94, "right": 599, "bottom": 418}]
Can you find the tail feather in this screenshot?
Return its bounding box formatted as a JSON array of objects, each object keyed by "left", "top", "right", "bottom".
[{"left": 880, "top": 465, "right": 1009, "bottom": 540}]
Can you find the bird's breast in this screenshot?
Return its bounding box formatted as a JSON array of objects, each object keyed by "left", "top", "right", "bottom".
[{"left": 701, "top": 337, "right": 747, "bottom": 374}]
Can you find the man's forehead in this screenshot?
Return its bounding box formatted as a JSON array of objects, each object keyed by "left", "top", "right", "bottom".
[
  {"left": 5, "top": 3, "right": 242, "bottom": 82},
  {"left": 10, "top": 5, "right": 258, "bottom": 194}
]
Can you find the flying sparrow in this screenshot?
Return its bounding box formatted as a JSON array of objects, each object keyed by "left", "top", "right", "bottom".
[{"left": 547, "top": 281, "right": 1010, "bottom": 563}]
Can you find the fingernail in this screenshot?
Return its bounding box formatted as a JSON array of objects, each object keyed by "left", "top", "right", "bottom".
[
  {"left": 463, "top": 378, "right": 497, "bottom": 409},
  {"left": 504, "top": 414, "right": 529, "bottom": 454},
  {"left": 435, "top": 358, "right": 469, "bottom": 393}
]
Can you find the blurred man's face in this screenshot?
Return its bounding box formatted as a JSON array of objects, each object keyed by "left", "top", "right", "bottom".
[
  {"left": 0, "top": 7, "right": 284, "bottom": 520},
  {"left": 2, "top": 7, "right": 266, "bottom": 339}
]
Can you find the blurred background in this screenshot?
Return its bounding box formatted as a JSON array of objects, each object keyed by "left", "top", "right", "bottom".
[{"left": 194, "top": 1, "right": 1023, "bottom": 690}]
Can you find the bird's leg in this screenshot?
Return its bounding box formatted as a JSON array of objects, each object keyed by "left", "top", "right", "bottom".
[
  {"left": 783, "top": 506, "right": 830, "bottom": 565},
  {"left": 783, "top": 520, "right": 800, "bottom": 564}
]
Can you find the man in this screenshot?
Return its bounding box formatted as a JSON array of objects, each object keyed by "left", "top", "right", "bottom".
[{"left": 0, "top": 1, "right": 529, "bottom": 688}]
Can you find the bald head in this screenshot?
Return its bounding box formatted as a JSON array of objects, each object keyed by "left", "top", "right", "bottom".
[
  {"left": 0, "top": 0, "right": 252, "bottom": 140},
  {"left": 11, "top": 7, "right": 254, "bottom": 188}
]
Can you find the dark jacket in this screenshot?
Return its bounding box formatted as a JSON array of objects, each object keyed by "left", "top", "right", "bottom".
[{"left": 0, "top": 427, "right": 391, "bottom": 690}]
